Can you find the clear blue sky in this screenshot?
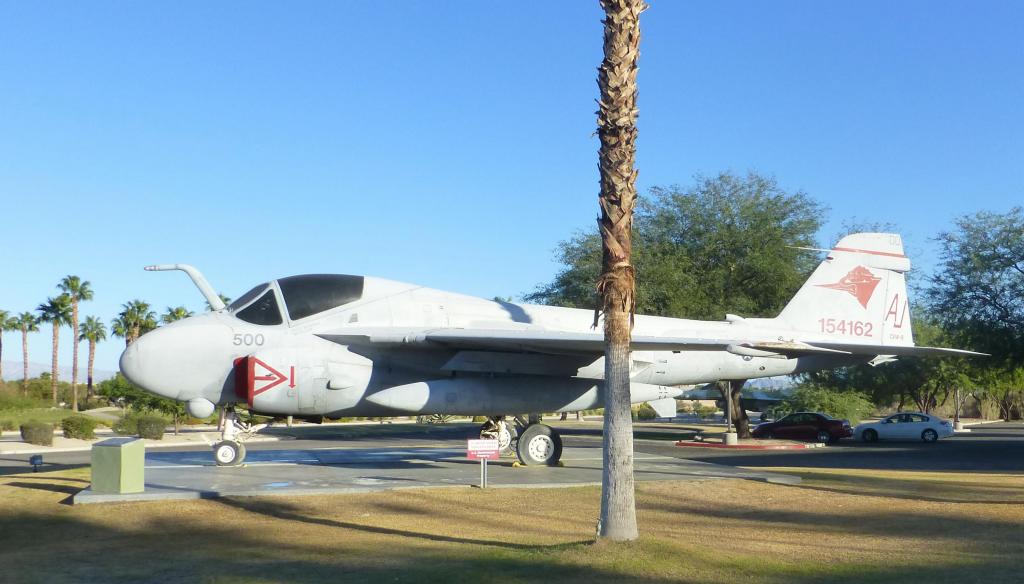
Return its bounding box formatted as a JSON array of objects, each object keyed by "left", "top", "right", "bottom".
[{"left": 1, "top": 1, "right": 1021, "bottom": 374}]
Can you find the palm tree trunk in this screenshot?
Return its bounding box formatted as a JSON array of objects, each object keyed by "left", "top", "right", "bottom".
[
  {"left": 596, "top": 0, "right": 645, "bottom": 542},
  {"left": 22, "top": 328, "right": 29, "bottom": 397},
  {"left": 71, "top": 301, "right": 79, "bottom": 411},
  {"left": 0, "top": 335, "right": 4, "bottom": 381},
  {"left": 51, "top": 320, "right": 59, "bottom": 404},
  {"left": 87, "top": 339, "right": 96, "bottom": 399}
]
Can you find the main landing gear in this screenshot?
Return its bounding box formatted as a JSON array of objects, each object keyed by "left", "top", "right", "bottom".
[
  {"left": 479, "top": 415, "right": 563, "bottom": 466},
  {"left": 212, "top": 408, "right": 267, "bottom": 466}
]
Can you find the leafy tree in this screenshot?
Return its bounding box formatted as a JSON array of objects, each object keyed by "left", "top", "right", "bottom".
[
  {"left": 594, "top": 0, "right": 645, "bottom": 542},
  {"left": 96, "top": 374, "right": 188, "bottom": 434},
  {"left": 161, "top": 306, "right": 194, "bottom": 324},
  {"left": 58, "top": 275, "right": 94, "bottom": 411},
  {"left": 14, "top": 312, "right": 39, "bottom": 395},
  {"left": 36, "top": 295, "right": 72, "bottom": 404},
  {"left": 927, "top": 207, "right": 1024, "bottom": 362},
  {"left": 803, "top": 318, "right": 974, "bottom": 414},
  {"left": 79, "top": 316, "right": 107, "bottom": 399}
]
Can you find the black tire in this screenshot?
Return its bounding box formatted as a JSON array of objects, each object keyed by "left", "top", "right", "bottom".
[
  {"left": 922, "top": 429, "right": 938, "bottom": 443},
  {"left": 765, "top": 431, "right": 775, "bottom": 440},
  {"left": 816, "top": 430, "right": 831, "bottom": 444},
  {"left": 516, "top": 424, "right": 563, "bottom": 466},
  {"left": 863, "top": 429, "right": 878, "bottom": 443},
  {"left": 213, "top": 440, "right": 243, "bottom": 466}
]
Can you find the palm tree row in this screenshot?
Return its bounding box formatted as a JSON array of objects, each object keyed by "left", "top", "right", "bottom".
[{"left": 2, "top": 275, "right": 197, "bottom": 408}]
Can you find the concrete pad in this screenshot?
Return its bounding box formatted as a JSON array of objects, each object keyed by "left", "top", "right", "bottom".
[{"left": 73, "top": 444, "right": 799, "bottom": 504}]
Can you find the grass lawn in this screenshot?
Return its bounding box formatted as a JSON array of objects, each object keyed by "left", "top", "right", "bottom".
[
  {"left": 1, "top": 467, "right": 1022, "bottom": 583},
  {"left": 0, "top": 407, "right": 76, "bottom": 428}
]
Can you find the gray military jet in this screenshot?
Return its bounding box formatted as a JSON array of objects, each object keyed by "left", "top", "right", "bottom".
[{"left": 120, "top": 233, "right": 982, "bottom": 466}]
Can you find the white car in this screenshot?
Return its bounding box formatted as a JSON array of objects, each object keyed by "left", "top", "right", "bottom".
[{"left": 854, "top": 412, "right": 954, "bottom": 443}]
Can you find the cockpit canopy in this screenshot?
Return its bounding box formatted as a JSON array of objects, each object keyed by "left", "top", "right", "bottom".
[{"left": 228, "top": 274, "right": 365, "bottom": 325}]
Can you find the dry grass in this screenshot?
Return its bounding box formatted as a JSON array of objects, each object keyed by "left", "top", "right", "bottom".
[{"left": 1, "top": 468, "right": 1022, "bottom": 583}]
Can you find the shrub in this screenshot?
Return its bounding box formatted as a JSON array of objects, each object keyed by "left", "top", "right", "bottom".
[
  {"left": 779, "top": 385, "right": 874, "bottom": 425},
  {"left": 20, "top": 421, "right": 53, "bottom": 446},
  {"left": 136, "top": 415, "right": 168, "bottom": 440},
  {"left": 61, "top": 416, "right": 98, "bottom": 440},
  {"left": 1, "top": 419, "right": 17, "bottom": 432},
  {"left": 635, "top": 403, "right": 658, "bottom": 420},
  {"left": 113, "top": 415, "right": 139, "bottom": 436}
]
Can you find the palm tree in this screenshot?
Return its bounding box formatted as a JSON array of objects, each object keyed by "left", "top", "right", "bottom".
[
  {"left": 112, "top": 300, "right": 157, "bottom": 346},
  {"left": 0, "top": 309, "right": 10, "bottom": 381},
  {"left": 206, "top": 294, "right": 231, "bottom": 311},
  {"left": 37, "top": 295, "right": 73, "bottom": 404},
  {"left": 596, "top": 0, "right": 645, "bottom": 542},
  {"left": 161, "top": 306, "right": 193, "bottom": 324},
  {"left": 58, "top": 276, "right": 94, "bottom": 411},
  {"left": 14, "top": 312, "right": 38, "bottom": 396},
  {"left": 110, "top": 315, "right": 129, "bottom": 347},
  {"left": 79, "top": 316, "right": 106, "bottom": 399}
]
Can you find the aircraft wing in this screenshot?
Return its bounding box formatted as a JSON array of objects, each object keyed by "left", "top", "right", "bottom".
[
  {"left": 319, "top": 327, "right": 728, "bottom": 354},
  {"left": 318, "top": 327, "right": 986, "bottom": 359}
]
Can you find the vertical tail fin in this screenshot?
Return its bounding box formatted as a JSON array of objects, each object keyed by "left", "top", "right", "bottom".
[{"left": 776, "top": 233, "right": 914, "bottom": 347}]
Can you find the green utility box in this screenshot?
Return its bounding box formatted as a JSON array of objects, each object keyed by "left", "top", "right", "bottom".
[{"left": 91, "top": 437, "right": 145, "bottom": 494}]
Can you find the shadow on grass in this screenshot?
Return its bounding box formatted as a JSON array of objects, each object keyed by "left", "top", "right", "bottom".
[
  {"left": 641, "top": 489, "right": 1024, "bottom": 548},
  {"left": 213, "top": 495, "right": 591, "bottom": 551},
  {"left": 781, "top": 471, "right": 1024, "bottom": 504}
]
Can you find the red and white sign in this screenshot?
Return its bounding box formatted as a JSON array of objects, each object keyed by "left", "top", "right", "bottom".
[{"left": 467, "top": 439, "right": 500, "bottom": 461}]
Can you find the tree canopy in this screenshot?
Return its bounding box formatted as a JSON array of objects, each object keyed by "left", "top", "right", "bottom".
[{"left": 527, "top": 171, "right": 826, "bottom": 320}]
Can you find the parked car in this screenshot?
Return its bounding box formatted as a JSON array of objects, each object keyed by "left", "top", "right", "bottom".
[
  {"left": 854, "top": 412, "right": 953, "bottom": 443},
  {"left": 751, "top": 412, "right": 852, "bottom": 443}
]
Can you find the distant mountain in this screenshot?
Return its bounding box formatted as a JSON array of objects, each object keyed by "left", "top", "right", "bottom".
[{"left": 1, "top": 361, "right": 117, "bottom": 383}]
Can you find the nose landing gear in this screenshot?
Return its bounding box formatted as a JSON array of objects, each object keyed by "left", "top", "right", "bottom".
[{"left": 212, "top": 408, "right": 267, "bottom": 466}]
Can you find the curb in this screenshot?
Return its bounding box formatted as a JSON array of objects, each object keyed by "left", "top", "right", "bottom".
[
  {"left": 0, "top": 435, "right": 284, "bottom": 456},
  {"left": 675, "top": 440, "right": 825, "bottom": 450}
]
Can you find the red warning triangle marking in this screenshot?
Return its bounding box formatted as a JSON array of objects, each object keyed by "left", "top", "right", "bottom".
[{"left": 252, "top": 358, "right": 288, "bottom": 396}]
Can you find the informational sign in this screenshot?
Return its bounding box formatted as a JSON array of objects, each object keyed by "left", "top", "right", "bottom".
[
  {"left": 467, "top": 439, "right": 500, "bottom": 489},
  {"left": 467, "top": 439, "right": 500, "bottom": 461}
]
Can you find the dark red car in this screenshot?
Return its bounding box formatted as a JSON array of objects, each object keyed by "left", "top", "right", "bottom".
[{"left": 751, "top": 412, "right": 852, "bottom": 443}]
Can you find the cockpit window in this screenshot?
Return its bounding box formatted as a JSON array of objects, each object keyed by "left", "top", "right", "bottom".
[
  {"left": 278, "top": 274, "right": 364, "bottom": 321},
  {"left": 228, "top": 284, "right": 269, "bottom": 312},
  {"left": 235, "top": 290, "right": 283, "bottom": 325}
]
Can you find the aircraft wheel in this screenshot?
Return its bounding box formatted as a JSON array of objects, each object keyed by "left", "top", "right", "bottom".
[
  {"left": 516, "top": 424, "right": 563, "bottom": 466},
  {"left": 213, "top": 440, "right": 244, "bottom": 466},
  {"left": 497, "top": 423, "right": 518, "bottom": 454}
]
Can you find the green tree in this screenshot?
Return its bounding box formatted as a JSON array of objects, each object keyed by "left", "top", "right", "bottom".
[
  {"left": 79, "top": 316, "right": 107, "bottom": 399},
  {"left": 36, "top": 295, "right": 72, "bottom": 404},
  {"left": 14, "top": 312, "right": 39, "bottom": 395},
  {"left": 927, "top": 207, "right": 1024, "bottom": 362},
  {"left": 161, "top": 306, "right": 194, "bottom": 324},
  {"left": 595, "top": 0, "right": 645, "bottom": 542},
  {"left": 58, "top": 275, "right": 94, "bottom": 411}
]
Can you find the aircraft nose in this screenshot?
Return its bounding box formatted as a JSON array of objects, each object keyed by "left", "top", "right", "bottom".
[
  {"left": 118, "top": 316, "right": 235, "bottom": 401},
  {"left": 119, "top": 341, "right": 145, "bottom": 390}
]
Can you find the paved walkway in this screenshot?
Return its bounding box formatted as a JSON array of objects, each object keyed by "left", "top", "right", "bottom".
[{"left": 73, "top": 444, "right": 800, "bottom": 504}]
